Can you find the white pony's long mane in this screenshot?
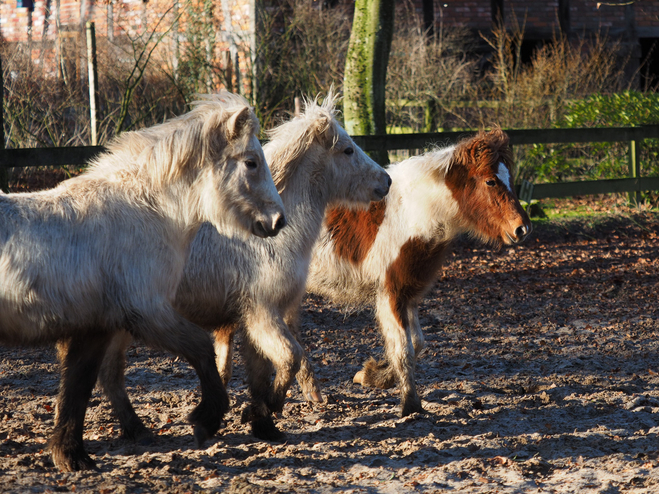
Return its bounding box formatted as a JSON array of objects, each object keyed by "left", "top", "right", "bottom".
[
  {"left": 87, "top": 91, "right": 257, "bottom": 187},
  {"left": 265, "top": 91, "right": 340, "bottom": 191}
]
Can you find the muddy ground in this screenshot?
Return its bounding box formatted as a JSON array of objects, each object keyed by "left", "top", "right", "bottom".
[{"left": 1, "top": 199, "right": 658, "bottom": 493}]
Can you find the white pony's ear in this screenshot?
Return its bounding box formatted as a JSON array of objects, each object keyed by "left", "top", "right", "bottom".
[
  {"left": 314, "top": 115, "right": 334, "bottom": 149},
  {"left": 226, "top": 106, "right": 255, "bottom": 141}
]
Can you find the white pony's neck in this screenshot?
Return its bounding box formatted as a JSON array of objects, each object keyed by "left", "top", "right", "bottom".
[{"left": 263, "top": 138, "right": 328, "bottom": 252}]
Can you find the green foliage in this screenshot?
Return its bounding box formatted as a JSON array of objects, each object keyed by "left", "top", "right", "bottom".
[
  {"left": 174, "top": 0, "right": 222, "bottom": 99},
  {"left": 524, "top": 91, "right": 659, "bottom": 185},
  {"left": 562, "top": 91, "right": 659, "bottom": 127}
]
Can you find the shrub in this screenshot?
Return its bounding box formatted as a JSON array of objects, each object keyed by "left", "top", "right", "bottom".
[{"left": 525, "top": 91, "right": 659, "bottom": 185}]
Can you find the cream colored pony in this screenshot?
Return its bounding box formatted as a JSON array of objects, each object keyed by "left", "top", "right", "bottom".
[
  {"left": 97, "top": 93, "right": 391, "bottom": 442},
  {"left": 0, "top": 92, "right": 285, "bottom": 471}
]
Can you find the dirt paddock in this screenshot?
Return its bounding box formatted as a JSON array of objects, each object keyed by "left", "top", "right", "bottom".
[{"left": 1, "top": 199, "right": 658, "bottom": 493}]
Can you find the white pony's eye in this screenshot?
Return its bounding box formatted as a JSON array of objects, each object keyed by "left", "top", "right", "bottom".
[
  {"left": 344, "top": 147, "right": 354, "bottom": 155},
  {"left": 245, "top": 160, "right": 258, "bottom": 170}
]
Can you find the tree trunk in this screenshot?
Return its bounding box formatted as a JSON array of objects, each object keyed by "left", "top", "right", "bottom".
[{"left": 343, "top": 0, "right": 394, "bottom": 165}]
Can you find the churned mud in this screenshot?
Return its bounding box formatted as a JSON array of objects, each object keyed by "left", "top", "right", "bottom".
[{"left": 1, "top": 200, "right": 658, "bottom": 493}]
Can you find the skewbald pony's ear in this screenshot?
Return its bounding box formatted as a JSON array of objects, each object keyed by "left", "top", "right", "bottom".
[
  {"left": 226, "top": 106, "right": 257, "bottom": 142},
  {"left": 454, "top": 127, "right": 511, "bottom": 173}
]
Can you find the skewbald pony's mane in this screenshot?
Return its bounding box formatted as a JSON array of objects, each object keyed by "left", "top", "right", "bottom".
[
  {"left": 89, "top": 91, "right": 258, "bottom": 186},
  {"left": 405, "top": 128, "right": 512, "bottom": 184},
  {"left": 451, "top": 126, "right": 513, "bottom": 174},
  {"left": 265, "top": 91, "right": 341, "bottom": 191}
]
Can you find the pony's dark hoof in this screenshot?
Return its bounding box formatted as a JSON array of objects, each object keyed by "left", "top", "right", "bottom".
[
  {"left": 251, "top": 415, "right": 286, "bottom": 443},
  {"left": 401, "top": 400, "right": 425, "bottom": 417},
  {"left": 50, "top": 446, "right": 97, "bottom": 472},
  {"left": 122, "top": 423, "right": 154, "bottom": 445},
  {"left": 188, "top": 400, "right": 225, "bottom": 447},
  {"left": 193, "top": 424, "right": 212, "bottom": 448}
]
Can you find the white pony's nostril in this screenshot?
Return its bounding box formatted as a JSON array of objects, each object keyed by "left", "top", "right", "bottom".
[{"left": 274, "top": 215, "right": 287, "bottom": 232}]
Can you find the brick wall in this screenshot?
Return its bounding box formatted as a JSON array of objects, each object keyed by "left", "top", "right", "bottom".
[
  {"left": 1, "top": 0, "right": 255, "bottom": 91},
  {"left": 414, "top": 0, "right": 659, "bottom": 38},
  {"left": 3, "top": 0, "right": 659, "bottom": 81}
]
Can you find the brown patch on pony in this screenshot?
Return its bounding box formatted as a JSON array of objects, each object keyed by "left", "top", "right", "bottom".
[
  {"left": 325, "top": 200, "right": 387, "bottom": 265},
  {"left": 384, "top": 237, "right": 451, "bottom": 328}
]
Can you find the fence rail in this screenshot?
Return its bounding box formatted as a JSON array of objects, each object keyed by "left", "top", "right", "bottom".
[
  {"left": 353, "top": 125, "right": 659, "bottom": 202},
  {"left": 1, "top": 126, "right": 659, "bottom": 201}
]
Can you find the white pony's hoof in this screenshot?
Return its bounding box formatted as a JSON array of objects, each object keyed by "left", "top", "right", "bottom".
[
  {"left": 353, "top": 370, "right": 365, "bottom": 385},
  {"left": 308, "top": 389, "right": 324, "bottom": 403}
]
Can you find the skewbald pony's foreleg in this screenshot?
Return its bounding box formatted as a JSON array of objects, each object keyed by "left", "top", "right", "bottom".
[{"left": 353, "top": 293, "right": 425, "bottom": 417}]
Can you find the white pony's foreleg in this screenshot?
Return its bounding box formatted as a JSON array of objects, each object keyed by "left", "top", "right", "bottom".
[
  {"left": 130, "top": 308, "right": 229, "bottom": 447},
  {"left": 239, "top": 336, "right": 283, "bottom": 441},
  {"left": 241, "top": 308, "right": 303, "bottom": 440}
]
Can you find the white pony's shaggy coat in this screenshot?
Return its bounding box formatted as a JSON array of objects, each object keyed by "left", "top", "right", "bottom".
[
  {"left": 0, "top": 92, "right": 285, "bottom": 471},
  {"left": 99, "top": 94, "right": 391, "bottom": 441}
]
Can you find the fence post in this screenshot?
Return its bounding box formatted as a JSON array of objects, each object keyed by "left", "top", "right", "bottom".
[
  {"left": 628, "top": 139, "right": 641, "bottom": 205},
  {"left": 86, "top": 21, "right": 98, "bottom": 146},
  {"left": 0, "top": 56, "right": 7, "bottom": 193}
]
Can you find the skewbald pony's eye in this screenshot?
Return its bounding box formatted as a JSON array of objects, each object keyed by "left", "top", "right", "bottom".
[{"left": 485, "top": 179, "right": 497, "bottom": 187}]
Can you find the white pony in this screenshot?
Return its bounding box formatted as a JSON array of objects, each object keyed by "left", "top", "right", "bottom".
[
  {"left": 0, "top": 92, "right": 285, "bottom": 471},
  {"left": 300, "top": 128, "right": 531, "bottom": 416},
  {"left": 97, "top": 93, "right": 391, "bottom": 441}
]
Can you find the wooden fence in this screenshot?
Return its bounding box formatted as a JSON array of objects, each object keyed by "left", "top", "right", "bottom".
[
  {"left": 353, "top": 125, "right": 659, "bottom": 203},
  {"left": 1, "top": 126, "right": 659, "bottom": 202}
]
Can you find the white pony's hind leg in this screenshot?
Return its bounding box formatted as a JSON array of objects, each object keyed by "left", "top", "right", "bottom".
[
  {"left": 97, "top": 331, "right": 152, "bottom": 442},
  {"left": 51, "top": 332, "right": 113, "bottom": 472}
]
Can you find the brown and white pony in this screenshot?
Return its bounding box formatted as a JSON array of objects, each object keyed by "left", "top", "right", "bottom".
[
  {"left": 0, "top": 92, "right": 285, "bottom": 471},
  {"left": 97, "top": 94, "right": 391, "bottom": 441},
  {"left": 300, "top": 128, "right": 531, "bottom": 416}
]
